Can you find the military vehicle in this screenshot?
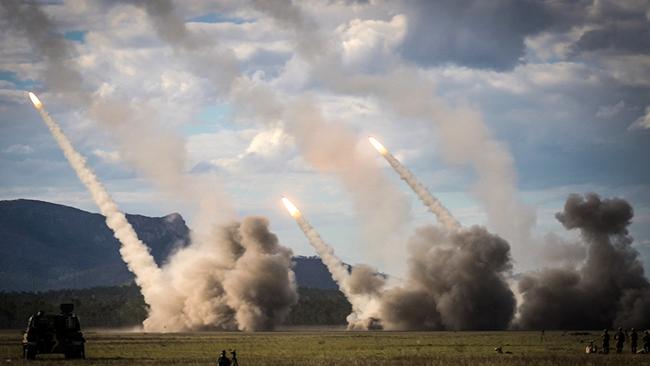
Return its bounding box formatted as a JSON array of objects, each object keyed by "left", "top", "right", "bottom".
[{"left": 22, "top": 303, "right": 85, "bottom": 360}]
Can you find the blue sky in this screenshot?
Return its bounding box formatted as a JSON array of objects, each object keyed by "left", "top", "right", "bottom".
[{"left": 0, "top": 0, "right": 649, "bottom": 276}]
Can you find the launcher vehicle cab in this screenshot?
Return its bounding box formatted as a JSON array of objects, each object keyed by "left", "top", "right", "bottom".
[{"left": 22, "top": 303, "right": 85, "bottom": 360}]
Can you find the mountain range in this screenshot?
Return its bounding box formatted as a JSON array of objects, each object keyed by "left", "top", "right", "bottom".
[{"left": 0, "top": 199, "right": 338, "bottom": 291}]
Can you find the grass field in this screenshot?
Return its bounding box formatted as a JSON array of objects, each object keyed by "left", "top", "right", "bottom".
[{"left": 0, "top": 329, "right": 647, "bottom": 365}]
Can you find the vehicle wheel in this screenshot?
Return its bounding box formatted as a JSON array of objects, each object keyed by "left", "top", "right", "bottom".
[{"left": 65, "top": 346, "right": 84, "bottom": 359}]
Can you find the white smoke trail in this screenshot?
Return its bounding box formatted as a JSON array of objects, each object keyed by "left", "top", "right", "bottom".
[
  {"left": 369, "top": 137, "right": 460, "bottom": 231},
  {"left": 281, "top": 197, "right": 378, "bottom": 326},
  {"left": 27, "top": 92, "right": 163, "bottom": 308}
]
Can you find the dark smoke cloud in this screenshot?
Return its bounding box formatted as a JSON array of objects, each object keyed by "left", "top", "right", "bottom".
[
  {"left": 222, "top": 217, "right": 298, "bottom": 331},
  {"left": 540, "top": 232, "right": 587, "bottom": 268},
  {"left": 517, "top": 193, "right": 650, "bottom": 329},
  {"left": 379, "top": 226, "right": 515, "bottom": 330},
  {"left": 347, "top": 264, "right": 386, "bottom": 297}
]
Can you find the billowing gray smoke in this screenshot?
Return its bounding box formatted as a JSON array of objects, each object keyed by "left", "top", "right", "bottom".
[
  {"left": 517, "top": 193, "right": 650, "bottom": 329},
  {"left": 149, "top": 217, "right": 298, "bottom": 331},
  {"left": 378, "top": 225, "right": 515, "bottom": 330},
  {"left": 223, "top": 217, "right": 298, "bottom": 331}
]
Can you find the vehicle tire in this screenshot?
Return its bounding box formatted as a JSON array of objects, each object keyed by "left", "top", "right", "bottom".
[{"left": 65, "top": 346, "right": 84, "bottom": 359}]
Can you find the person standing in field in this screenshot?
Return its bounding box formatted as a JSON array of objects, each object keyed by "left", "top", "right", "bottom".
[
  {"left": 614, "top": 327, "right": 626, "bottom": 353},
  {"left": 602, "top": 329, "right": 610, "bottom": 354},
  {"left": 230, "top": 350, "right": 239, "bottom": 366},
  {"left": 643, "top": 330, "right": 650, "bottom": 353},
  {"left": 630, "top": 328, "right": 638, "bottom": 353},
  {"left": 218, "top": 350, "right": 231, "bottom": 366}
]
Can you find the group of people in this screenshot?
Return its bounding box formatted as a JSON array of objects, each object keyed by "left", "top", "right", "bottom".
[
  {"left": 586, "top": 328, "right": 650, "bottom": 354},
  {"left": 217, "top": 350, "right": 239, "bottom": 366}
]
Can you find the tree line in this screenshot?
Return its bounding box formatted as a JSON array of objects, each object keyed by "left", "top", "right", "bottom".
[{"left": 0, "top": 285, "right": 351, "bottom": 329}]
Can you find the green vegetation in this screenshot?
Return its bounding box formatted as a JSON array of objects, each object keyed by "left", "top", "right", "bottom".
[
  {"left": 1, "top": 287, "right": 646, "bottom": 365},
  {"left": 0, "top": 286, "right": 350, "bottom": 328},
  {"left": 0, "top": 330, "right": 646, "bottom": 365}
]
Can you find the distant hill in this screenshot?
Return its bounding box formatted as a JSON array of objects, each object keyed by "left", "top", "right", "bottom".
[{"left": 0, "top": 199, "right": 339, "bottom": 291}]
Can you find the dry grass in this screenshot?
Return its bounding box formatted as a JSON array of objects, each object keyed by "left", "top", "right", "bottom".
[{"left": 0, "top": 329, "right": 646, "bottom": 365}]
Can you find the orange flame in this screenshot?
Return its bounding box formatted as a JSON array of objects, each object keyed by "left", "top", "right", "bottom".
[
  {"left": 368, "top": 136, "right": 388, "bottom": 156},
  {"left": 281, "top": 196, "right": 302, "bottom": 218},
  {"left": 28, "top": 92, "right": 43, "bottom": 109}
]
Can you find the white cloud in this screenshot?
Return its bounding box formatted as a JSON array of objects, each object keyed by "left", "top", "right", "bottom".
[
  {"left": 245, "top": 127, "right": 293, "bottom": 156},
  {"left": 92, "top": 148, "right": 121, "bottom": 163},
  {"left": 337, "top": 14, "right": 406, "bottom": 69},
  {"left": 3, "top": 144, "right": 34, "bottom": 154},
  {"left": 629, "top": 106, "right": 650, "bottom": 130}
]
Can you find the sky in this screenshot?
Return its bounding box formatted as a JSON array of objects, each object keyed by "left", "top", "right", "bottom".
[{"left": 0, "top": 0, "right": 649, "bottom": 277}]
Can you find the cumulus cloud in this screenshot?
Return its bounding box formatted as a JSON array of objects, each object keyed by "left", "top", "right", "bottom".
[
  {"left": 337, "top": 14, "right": 406, "bottom": 71},
  {"left": 572, "top": 0, "right": 650, "bottom": 55},
  {"left": 397, "top": 0, "right": 554, "bottom": 70}
]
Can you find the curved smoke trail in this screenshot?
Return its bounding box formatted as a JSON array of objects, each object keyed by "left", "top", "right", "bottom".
[
  {"left": 369, "top": 137, "right": 460, "bottom": 231},
  {"left": 27, "top": 92, "right": 163, "bottom": 308}
]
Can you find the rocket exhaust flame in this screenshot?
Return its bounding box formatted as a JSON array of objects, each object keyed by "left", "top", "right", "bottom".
[
  {"left": 281, "top": 196, "right": 301, "bottom": 218},
  {"left": 368, "top": 136, "right": 388, "bottom": 156},
  {"left": 28, "top": 92, "right": 43, "bottom": 109},
  {"left": 368, "top": 136, "right": 461, "bottom": 231},
  {"left": 26, "top": 92, "right": 163, "bottom": 308}
]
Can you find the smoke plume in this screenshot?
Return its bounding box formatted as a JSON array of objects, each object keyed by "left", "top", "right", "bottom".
[
  {"left": 145, "top": 217, "right": 298, "bottom": 331},
  {"left": 27, "top": 93, "right": 164, "bottom": 312},
  {"left": 378, "top": 225, "right": 516, "bottom": 330},
  {"left": 369, "top": 137, "right": 460, "bottom": 231},
  {"left": 7, "top": 2, "right": 298, "bottom": 332},
  {"left": 129, "top": 0, "right": 413, "bottom": 268},
  {"left": 282, "top": 197, "right": 382, "bottom": 327},
  {"left": 223, "top": 217, "right": 298, "bottom": 331},
  {"left": 252, "top": 1, "right": 535, "bottom": 267},
  {"left": 517, "top": 193, "right": 650, "bottom": 329}
]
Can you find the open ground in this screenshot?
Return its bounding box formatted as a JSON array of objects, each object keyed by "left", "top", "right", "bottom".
[{"left": 0, "top": 330, "right": 646, "bottom": 365}]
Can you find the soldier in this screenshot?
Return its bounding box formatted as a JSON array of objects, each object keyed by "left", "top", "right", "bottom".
[
  {"left": 614, "top": 327, "right": 625, "bottom": 353},
  {"left": 602, "top": 329, "right": 610, "bottom": 354},
  {"left": 230, "top": 350, "right": 239, "bottom": 366},
  {"left": 630, "top": 328, "right": 638, "bottom": 354},
  {"left": 643, "top": 330, "right": 650, "bottom": 353},
  {"left": 217, "top": 350, "right": 231, "bottom": 366}
]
